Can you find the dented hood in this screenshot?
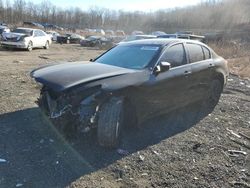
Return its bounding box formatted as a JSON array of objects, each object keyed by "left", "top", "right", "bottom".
[{"left": 31, "top": 61, "right": 137, "bottom": 92}]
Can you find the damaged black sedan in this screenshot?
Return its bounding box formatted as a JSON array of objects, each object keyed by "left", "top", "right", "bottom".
[{"left": 31, "top": 39, "right": 229, "bottom": 147}]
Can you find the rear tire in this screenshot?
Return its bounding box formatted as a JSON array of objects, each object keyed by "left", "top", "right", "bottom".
[
  {"left": 44, "top": 41, "right": 49, "bottom": 49},
  {"left": 203, "top": 79, "right": 223, "bottom": 111},
  {"left": 97, "top": 97, "right": 124, "bottom": 148},
  {"left": 97, "top": 41, "right": 102, "bottom": 49},
  {"left": 27, "top": 41, "right": 33, "bottom": 51}
]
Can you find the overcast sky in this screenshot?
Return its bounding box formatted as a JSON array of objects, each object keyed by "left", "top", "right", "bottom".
[{"left": 27, "top": 0, "right": 201, "bottom": 11}]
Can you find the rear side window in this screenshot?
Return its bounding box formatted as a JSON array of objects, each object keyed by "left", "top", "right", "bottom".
[
  {"left": 159, "top": 44, "right": 187, "bottom": 68},
  {"left": 34, "top": 30, "right": 39, "bottom": 37},
  {"left": 186, "top": 43, "right": 204, "bottom": 63},
  {"left": 202, "top": 46, "right": 211, "bottom": 59}
]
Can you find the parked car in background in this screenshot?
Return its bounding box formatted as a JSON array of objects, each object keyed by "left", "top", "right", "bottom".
[
  {"left": 105, "top": 30, "right": 115, "bottom": 37},
  {"left": 54, "top": 26, "right": 64, "bottom": 31},
  {"left": 95, "top": 29, "right": 105, "bottom": 36},
  {"left": 112, "top": 30, "right": 126, "bottom": 43},
  {"left": 0, "top": 25, "right": 10, "bottom": 40},
  {"left": 42, "top": 23, "right": 64, "bottom": 31},
  {"left": 0, "top": 22, "right": 7, "bottom": 26},
  {"left": 46, "top": 31, "right": 60, "bottom": 41},
  {"left": 157, "top": 34, "right": 178, "bottom": 38},
  {"left": 121, "top": 35, "right": 156, "bottom": 43},
  {"left": 80, "top": 35, "right": 114, "bottom": 49},
  {"left": 30, "top": 38, "right": 228, "bottom": 147},
  {"left": 57, "top": 34, "right": 70, "bottom": 44},
  {"left": 131, "top": 30, "right": 144, "bottom": 35},
  {"left": 0, "top": 26, "right": 10, "bottom": 34},
  {"left": 1, "top": 27, "right": 51, "bottom": 51},
  {"left": 204, "top": 32, "right": 224, "bottom": 43},
  {"left": 177, "top": 34, "right": 205, "bottom": 42},
  {"left": 115, "top": 30, "right": 126, "bottom": 36},
  {"left": 158, "top": 33, "right": 205, "bottom": 42},
  {"left": 151, "top": 31, "right": 167, "bottom": 36},
  {"left": 57, "top": 33, "right": 84, "bottom": 44},
  {"left": 23, "top": 21, "right": 44, "bottom": 29}
]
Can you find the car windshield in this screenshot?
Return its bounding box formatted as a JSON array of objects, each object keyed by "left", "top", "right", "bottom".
[
  {"left": 71, "top": 34, "right": 80, "bottom": 38},
  {"left": 95, "top": 45, "right": 160, "bottom": 70},
  {"left": 12, "top": 29, "right": 33, "bottom": 36}
]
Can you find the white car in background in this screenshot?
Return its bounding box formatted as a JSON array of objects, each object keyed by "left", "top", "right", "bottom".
[
  {"left": 1, "top": 27, "right": 51, "bottom": 51},
  {"left": 46, "top": 31, "right": 60, "bottom": 41}
]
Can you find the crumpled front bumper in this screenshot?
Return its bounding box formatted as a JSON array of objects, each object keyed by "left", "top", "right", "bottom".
[{"left": 1, "top": 41, "right": 28, "bottom": 49}]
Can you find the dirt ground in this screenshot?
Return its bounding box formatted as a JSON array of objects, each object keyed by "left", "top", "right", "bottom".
[{"left": 0, "top": 43, "right": 249, "bottom": 188}]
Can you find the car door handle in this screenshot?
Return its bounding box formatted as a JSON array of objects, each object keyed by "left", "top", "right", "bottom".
[{"left": 184, "top": 70, "right": 192, "bottom": 76}]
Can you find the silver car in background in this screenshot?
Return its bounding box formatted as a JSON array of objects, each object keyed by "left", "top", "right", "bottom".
[
  {"left": 0, "top": 25, "right": 10, "bottom": 40},
  {"left": 1, "top": 27, "right": 51, "bottom": 51}
]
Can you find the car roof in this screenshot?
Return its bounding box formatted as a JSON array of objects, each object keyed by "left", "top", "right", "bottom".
[
  {"left": 119, "top": 38, "right": 205, "bottom": 47},
  {"left": 16, "top": 27, "right": 37, "bottom": 31}
]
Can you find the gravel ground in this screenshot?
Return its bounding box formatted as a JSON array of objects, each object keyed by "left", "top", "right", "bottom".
[{"left": 0, "top": 44, "right": 249, "bottom": 188}]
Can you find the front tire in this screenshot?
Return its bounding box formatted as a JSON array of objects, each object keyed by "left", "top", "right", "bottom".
[
  {"left": 27, "top": 41, "right": 33, "bottom": 51},
  {"left": 97, "top": 97, "right": 124, "bottom": 148}
]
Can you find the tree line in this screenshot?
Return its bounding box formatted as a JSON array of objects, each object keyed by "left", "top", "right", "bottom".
[{"left": 0, "top": 0, "right": 249, "bottom": 33}]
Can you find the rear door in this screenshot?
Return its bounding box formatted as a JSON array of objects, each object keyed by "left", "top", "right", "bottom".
[
  {"left": 33, "top": 30, "right": 46, "bottom": 47},
  {"left": 37, "top": 30, "right": 47, "bottom": 47},
  {"left": 33, "top": 30, "right": 40, "bottom": 47},
  {"left": 185, "top": 42, "right": 213, "bottom": 102}
]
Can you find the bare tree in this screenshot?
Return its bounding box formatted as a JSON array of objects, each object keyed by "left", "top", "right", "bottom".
[
  {"left": 13, "top": 0, "right": 26, "bottom": 22},
  {"left": 0, "top": 0, "right": 249, "bottom": 33}
]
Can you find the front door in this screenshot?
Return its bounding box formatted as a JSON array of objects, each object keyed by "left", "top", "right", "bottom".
[{"left": 135, "top": 43, "right": 192, "bottom": 121}]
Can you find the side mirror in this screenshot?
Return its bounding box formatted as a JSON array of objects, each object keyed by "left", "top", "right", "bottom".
[{"left": 155, "top": 61, "right": 171, "bottom": 74}]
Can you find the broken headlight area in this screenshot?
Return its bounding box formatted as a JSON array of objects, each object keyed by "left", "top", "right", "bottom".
[{"left": 38, "top": 86, "right": 103, "bottom": 133}]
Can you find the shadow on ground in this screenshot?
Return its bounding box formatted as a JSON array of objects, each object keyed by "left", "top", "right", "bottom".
[{"left": 0, "top": 103, "right": 209, "bottom": 187}]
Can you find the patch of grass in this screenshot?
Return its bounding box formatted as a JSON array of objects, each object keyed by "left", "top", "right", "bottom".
[{"left": 208, "top": 41, "right": 250, "bottom": 79}]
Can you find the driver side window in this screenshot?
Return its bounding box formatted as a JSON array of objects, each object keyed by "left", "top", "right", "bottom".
[{"left": 159, "top": 44, "right": 187, "bottom": 68}]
